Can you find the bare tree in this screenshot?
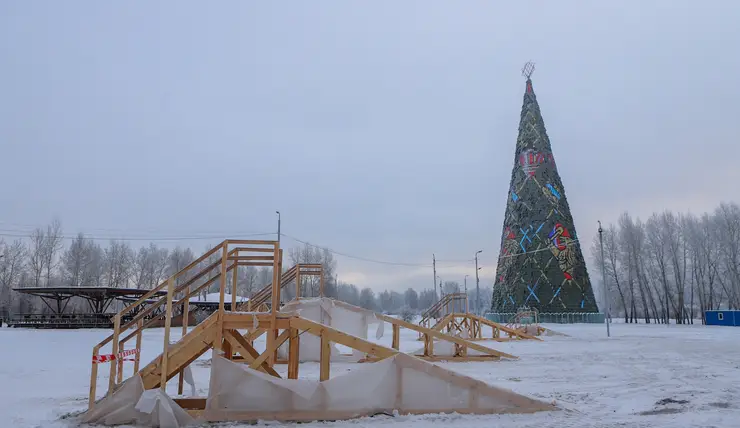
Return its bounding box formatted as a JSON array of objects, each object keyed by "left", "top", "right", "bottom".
[
  {"left": 0, "top": 239, "right": 27, "bottom": 318},
  {"left": 60, "top": 233, "right": 104, "bottom": 288},
  {"left": 713, "top": 202, "right": 740, "bottom": 309},
  {"left": 104, "top": 240, "right": 134, "bottom": 288},
  {"left": 43, "top": 218, "right": 64, "bottom": 287},
  {"left": 28, "top": 228, "right": 46, "bottom": 288}
]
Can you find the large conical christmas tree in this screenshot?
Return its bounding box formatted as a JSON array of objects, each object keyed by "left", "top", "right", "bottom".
[{"left": 491, "top": 70, "right": 598, "bottom": 314}]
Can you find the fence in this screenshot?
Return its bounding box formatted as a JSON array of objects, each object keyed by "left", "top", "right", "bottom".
[{"left": 486, "top": 312, "right": 605, "bottom": 324}]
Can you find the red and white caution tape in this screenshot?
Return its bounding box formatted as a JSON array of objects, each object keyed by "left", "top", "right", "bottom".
[{"left": 92, "top": 348, "right": 140, "bottom": 364}]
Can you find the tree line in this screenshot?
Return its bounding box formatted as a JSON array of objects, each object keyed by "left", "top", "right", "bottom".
[
  {"left": 0, "top": 219, "right": 483, "bottom": 319},
  {"left": 590, "top": 201, "right": 740, "bottom": 324}
]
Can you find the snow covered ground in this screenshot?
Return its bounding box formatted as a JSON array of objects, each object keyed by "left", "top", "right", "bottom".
[{"left": 1, "top": 320, "right": 739, "bottom": 428}]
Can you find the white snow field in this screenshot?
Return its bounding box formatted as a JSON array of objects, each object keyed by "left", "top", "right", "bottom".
[{"left": 1, "top": 320, "right": 739, "bottom": 428}]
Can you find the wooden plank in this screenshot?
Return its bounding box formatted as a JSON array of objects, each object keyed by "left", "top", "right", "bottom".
[
  {"left": 231, "top": 247, "right": 277, "bottom": 253},
  {"left": 226, "top": 239, "right": 278, "bottom": 246},
  {"left": 141, "top": 323, "right": 219, "bottom": 390},
  {"left": 173, "top": 397, "right": 207, "bottom": 409},
  {"left": 229, "top": 255, "right": 276, "bottom": 261},
  {"left": 138, "top": 311, "right": 219, "bottom": 381},
  {"left": 392, "top": 324, "right": 400, "bottom": 350},
  {"left": 289, "top": 317, "right": 397, "bottom": 360},
  {"left": 222, "top": 312, "right": 292, "bottom": 330}
]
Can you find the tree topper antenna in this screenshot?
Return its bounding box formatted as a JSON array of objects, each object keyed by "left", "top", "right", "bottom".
[{"left": 521, "top": 61, "right": 535, "bottom": 79}]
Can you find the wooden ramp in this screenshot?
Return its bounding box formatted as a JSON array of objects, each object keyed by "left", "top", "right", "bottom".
[
  {"left": 280, "top": 298, "right": 519, "bottom": 362},
  {"left": 426, "top": 312, "right": 542, "bottom": 342}
]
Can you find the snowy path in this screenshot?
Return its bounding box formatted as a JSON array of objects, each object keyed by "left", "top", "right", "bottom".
[{"left": 1, "top": 322, "right": 739, "bottom": 427}]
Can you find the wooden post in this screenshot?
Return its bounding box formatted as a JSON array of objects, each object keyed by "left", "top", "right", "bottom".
[
  {"left": 287, "top": 327, "right": 299, "bottom": 379},
  {"left": 232, "top": 258, "right": 238, "bottom": 310},
  {"left": 116, "top": 339, "right": 124, "bottom": 384},
  {"left": 320, "top": 330, "right": 330, "bottom": 381},
  {"left": 423, "top": 333, "right": 434, "bottom": 357},
  {"left": 224, "top": 259, "right": 238, "bottom": 360},
  {"left": 267, "top": 246, "right": 281, "bottom": 365},
  {"left": 319, "top": 267, "right": 325, "bottom": 297},
  {"left": 178, "top": 275, "right": 192, "bottom": 394},
  {"left": 295, "top": 269, "right": 301, "bottom": 300},
  {"left": 107, "top": 314, "right": 121, "bottom": 394},
  {"left": 88, "top": 345, "right": 101, "bottom": 410},
  {"left": 392, "top": 324, "right": 400, "bottom": 350},
  {"left": 215, "top": 242, "right": 229, "bottom": 353},
  {"left": 160, "top": 276, "right": 175, "bottom": 392},
  {"left": 133, "top": 319, "right": 143, "bottom": 374}
]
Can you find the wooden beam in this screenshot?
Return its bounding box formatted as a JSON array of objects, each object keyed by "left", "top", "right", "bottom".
[
  {"left": 229, "top": 256, "right": 276, "bottom": 261},
  {"left": 289, "top": 317, "right": 397, "bottom": 360},
  {"left": 216, "top": 244, "right": 228, "bottom": 352},
  {"left": 222, "top": 329, "right": 280, "bottom": 377},
  {"left": 320, "top": 330, "right": 331, "bottom": 381},
  {"left": 159, "top": 277, "right": 175, "bottom": 392},
  {"left": 248, "top": 329, "right": 290, "bottom": 371},
  {"left": 287, "top": 328, "right": 299, "bottom": 379}
]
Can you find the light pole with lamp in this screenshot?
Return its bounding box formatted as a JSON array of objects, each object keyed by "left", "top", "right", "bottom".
[
  {"left": 598, "top": 221, "right": 611, "bottom": 338},
  {"left": 275, "top": 211, "right": 281, "bottom": 246},
  {"left": 475, "top": 250, "right": 482, "bottom": 315}
]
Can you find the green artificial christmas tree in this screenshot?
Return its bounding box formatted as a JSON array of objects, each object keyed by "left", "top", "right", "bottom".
[{"left": 491, "top": 65, "right": 598, "bottom": 314}]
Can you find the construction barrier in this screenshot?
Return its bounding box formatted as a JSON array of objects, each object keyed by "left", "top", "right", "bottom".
[{"left": 93, "top": 348, "right": 139, "bottom": 364}]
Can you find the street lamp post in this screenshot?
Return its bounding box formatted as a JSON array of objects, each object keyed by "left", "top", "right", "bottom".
[
  {"left": 598, "top": 221, "right": 611, "bottom": 338},
  {"left": 275, "top": 211, "right": 281, "bottom": 246},
  {"left": 475, "top": 250, "right": 482, "bottom": 315}
]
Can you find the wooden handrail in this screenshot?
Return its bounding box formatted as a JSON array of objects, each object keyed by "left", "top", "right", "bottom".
[
  {"left": 118, "top": 261, "right": 237, "bottom": 345},
  {"left": 117, "top": 241, "right": 225, "bottom": 318},
  {"left": 92, "top": 246, "right": 231, "bottom": 350}
]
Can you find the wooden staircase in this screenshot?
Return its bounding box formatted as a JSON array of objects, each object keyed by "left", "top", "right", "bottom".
[
  {"left": 88, "top": 240, "right": 283, "bottom": 408},
  {"left": 242, "top": 263, "right": 323, "bottom": 311},
  {"left": 419, "top": 292, "right": 468, "bottom": 330},
  {"left": 138, "top": 312, "right": 220, "bottom": 389}
]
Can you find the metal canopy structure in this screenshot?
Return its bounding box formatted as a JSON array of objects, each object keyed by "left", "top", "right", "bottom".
[{"left": 13, "top": 287, "right": 167, "bottom": 315}]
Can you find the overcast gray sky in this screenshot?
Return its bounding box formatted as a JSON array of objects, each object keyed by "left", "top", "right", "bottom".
[{"left": 1, "top": 1, "right": 739, "bottom": 292}]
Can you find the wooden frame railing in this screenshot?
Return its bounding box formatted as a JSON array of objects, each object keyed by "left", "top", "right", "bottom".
[
  {"left": 87, "top": 239, "right": 282, "bottom": 410},
  {"left": 419, "top": 292, "right": 469, "bottom": 328},
  {"left": 244, "top": 263, "right": 324, "bottom": 311}
]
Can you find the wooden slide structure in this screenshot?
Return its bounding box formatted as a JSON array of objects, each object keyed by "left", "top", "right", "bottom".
[
  {"left": 85, "top": 240, "right": 557, "bottom": 425},
  {"left": 418, "top": 293, "right": 541, "bottom": 341}
]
